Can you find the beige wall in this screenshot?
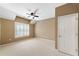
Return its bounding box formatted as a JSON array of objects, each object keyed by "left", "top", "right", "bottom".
[
  {"left": 0, "top": 16, "right": 34, "bottom": 44},
  {"left": 35, "top": 18, "right": 56, "bottom": 40},
  {"left": 0, "top": 22, "right": 1, "bottom": 44}
]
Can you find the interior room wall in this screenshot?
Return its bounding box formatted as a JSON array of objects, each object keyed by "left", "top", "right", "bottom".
[
  {"left": 35, "top": 18, "right": 56, "bottom": 40},
  {"left": 0, "top": 22, "right": 1, "bottom": 44},
  {"left": 0, "top": 16, "right": 35, "bottom": 44}
]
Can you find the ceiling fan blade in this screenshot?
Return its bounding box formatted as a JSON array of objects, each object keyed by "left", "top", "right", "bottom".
[
  {"left": 27, "top": 16, "right": 31, "bottom": 17},
  {"left": 33, "top": 9, "right": 39, "bottom": 14},
  {"left": 35, "top": 15, "right": 39, "bottom": 17},
  {"left": 26, "top": 13, "right": 30, "bottom": 15}
]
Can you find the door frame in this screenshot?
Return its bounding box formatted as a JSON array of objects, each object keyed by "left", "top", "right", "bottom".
[{"left": 56, "top": 13, "right": 79, "bottom": 56}]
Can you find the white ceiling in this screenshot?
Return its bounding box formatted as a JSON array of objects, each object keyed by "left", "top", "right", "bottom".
[{"left": 0, "top": 3, "right": 65, "bottom": 20}]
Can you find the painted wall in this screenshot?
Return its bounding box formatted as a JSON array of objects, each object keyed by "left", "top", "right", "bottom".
[
  {"left": 0, "top": 6, "right": 16, "bottom": 20},
  {"left": 0, "top": 16, "right": 34, "bottom": 44},
  {"left": 35, "top": 18, "right": 56, "bottom": 40},
  {"left": 0, "top": 22, "right": 1, "bottom": 44}
]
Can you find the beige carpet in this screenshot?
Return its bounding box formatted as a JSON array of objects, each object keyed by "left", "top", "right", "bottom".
[{"left": 0, "top": 38, "right": 68, "bottom": 56}]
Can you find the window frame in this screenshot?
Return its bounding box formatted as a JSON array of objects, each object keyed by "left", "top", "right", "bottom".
[{"left": 15, "top": 22, "right": 29, "bottom": 38}]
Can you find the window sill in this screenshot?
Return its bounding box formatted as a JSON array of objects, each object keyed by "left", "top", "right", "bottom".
[{"left": 15, "top": 35, "right": 29, "bottom": 39}]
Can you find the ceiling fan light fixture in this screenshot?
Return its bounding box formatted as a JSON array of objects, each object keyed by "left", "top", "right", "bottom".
[{"left": 30, "top": 20, "right": 37, "bottom": 24}]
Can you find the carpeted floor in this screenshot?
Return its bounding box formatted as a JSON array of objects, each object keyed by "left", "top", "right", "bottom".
[{"left": 0, "top": 38, "right": 68, "bottom": 56}]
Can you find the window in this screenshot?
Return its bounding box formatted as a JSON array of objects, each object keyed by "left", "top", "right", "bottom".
[{"left": 15, "top": 22, "right": 29, "bottom": 38}]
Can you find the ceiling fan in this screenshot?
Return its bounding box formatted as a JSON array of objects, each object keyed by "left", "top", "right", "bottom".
[{"left": 26, "top": 9, "right": 39, "bottom": 19}]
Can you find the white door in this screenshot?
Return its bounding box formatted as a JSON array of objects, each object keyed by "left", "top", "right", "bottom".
[{"left": 58, "top": 13, "right": 78, "bottom": 56}]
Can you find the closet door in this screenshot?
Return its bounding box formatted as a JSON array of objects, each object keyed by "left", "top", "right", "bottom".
[{"left": 57, "top": 13, "right": 78, "bottom": 56}]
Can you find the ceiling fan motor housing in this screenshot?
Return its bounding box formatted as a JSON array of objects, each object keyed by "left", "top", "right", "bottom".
[{"left": 31, "top": 13, "right": 34, "bottom": 15}]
